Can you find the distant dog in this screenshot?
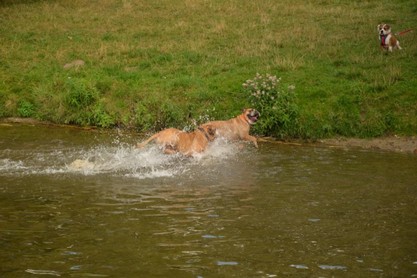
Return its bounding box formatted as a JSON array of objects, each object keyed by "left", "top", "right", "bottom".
[
  {"left": 199, "top": 108, "right": 260, "bottom": 148},
  {"left": 378, "top": 23, "right": 401, "bottom": 52},
  {"left": 136, "top": 125, "right": 216, "bottom": 156}
]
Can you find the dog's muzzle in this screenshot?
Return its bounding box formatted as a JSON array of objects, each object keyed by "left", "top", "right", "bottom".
[{"left": 247, "top": 110, "right": 260, "bottom": 124}]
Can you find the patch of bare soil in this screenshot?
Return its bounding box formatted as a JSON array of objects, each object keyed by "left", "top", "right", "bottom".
[
  {"left": 1, "top": 118, "right": 47, "bottom": 125},
  {"left": 260, "top": 136, "right": 417, "bottom": 154},
  {"left": 319, "top": 136, "right": 417, "bottom": 154},
  {"left": 0, "top": 117, "right": 96, "bottom": 130}
]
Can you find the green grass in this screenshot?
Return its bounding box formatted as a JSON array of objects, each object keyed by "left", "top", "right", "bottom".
[{"left": 1, "top": 0, "right": 416, "bottom": 138}]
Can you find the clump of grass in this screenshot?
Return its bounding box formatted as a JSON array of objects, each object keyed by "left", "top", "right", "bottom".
[
  {"left": 17, "top": 100, "right": 35, "bottom": 118},
  {"left": 64, "top": 78, "right": 97, "bottom": 110}
]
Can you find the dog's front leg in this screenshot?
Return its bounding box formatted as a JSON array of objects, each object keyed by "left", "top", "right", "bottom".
[{"left": 242, "top": 135, "right": 258, "bottom": 148}]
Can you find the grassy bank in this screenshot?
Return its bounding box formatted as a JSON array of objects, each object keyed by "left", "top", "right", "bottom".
[{"left": 1, "top": 0, "right": 416, "bottom": 138}]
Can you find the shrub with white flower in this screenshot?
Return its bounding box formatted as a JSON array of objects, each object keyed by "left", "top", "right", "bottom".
[{"left": 243, "top": 73, "right": 299, "bottom": 138}]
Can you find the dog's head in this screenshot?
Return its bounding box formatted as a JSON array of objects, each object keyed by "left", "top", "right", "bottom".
[
  {"left": 242, "top": 108, "right": 260, "bottom": 125},
  {"left": 378, "top": 23, "right": 391, "bottom": 36},
  {"left": 198, "top": 124, "right": 216, "bottom": 141}
]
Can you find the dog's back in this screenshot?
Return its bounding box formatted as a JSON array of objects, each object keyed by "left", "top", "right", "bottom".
[
  {"left": 136, "top": 128, "right": 181, "bottom": 149},
  {"left": 136, "top": 126, "right": 216, "bottom": 156}
]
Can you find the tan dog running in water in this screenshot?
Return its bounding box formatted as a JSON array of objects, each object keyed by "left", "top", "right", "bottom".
[
  {"left": 136, "top": 125, "right": 216, "bottom": 156},
  {"left": 199, "top": 108, "right": 260, "bottom": 148}
]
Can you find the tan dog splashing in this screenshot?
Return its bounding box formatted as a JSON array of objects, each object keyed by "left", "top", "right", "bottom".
[
  {"left": 136, "top": 125, "right": 216, "bottom": 157},
  {"left": 199, "top": 108, "right": 260, "bottom": 148}
]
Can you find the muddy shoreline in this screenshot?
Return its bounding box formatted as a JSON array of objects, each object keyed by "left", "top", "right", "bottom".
[
  {"left": 1, "top": 117, "right": 417, "bottom": 154},
  {"left": 318, "top": 137, "right": 417, "bottom": 154}
]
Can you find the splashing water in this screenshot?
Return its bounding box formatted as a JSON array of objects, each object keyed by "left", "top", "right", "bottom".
[
  {"left": 67, "top": 144, "right": 187, "bottom": 178},
  {"left": 0, "top": 138, "right": 242, "bottom": 179}
]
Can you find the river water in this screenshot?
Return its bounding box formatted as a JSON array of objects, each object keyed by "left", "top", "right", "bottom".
[{"left": 1, "top": 124, "right": 416, "bottom": 277}]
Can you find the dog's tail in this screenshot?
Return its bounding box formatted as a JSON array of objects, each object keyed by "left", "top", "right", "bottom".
[
  {"left": 396, "top": 29, "right": 413, "bottom": 36},
  {"left": 136, "top": 134, "right": 158, "bottom": 149}
]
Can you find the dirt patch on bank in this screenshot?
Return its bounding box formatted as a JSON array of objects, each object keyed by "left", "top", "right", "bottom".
[
  {"left": 259, "top": 136, "right": 417, "bottom": 154},
  {"left": 318, "top": 136, "right": 417, "bottom": 154},
  {"left": 0, "top": 117, "right": 97, "bottom": 130}
]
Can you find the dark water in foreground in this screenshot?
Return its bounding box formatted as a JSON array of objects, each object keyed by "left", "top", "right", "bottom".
[{"left": 1, "top": 124, "right": 417, "bottom": 277}]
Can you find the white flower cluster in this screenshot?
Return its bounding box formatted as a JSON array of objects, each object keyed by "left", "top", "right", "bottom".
[{"left": 243, "top": 73, "right": 281, "bottom": 100}]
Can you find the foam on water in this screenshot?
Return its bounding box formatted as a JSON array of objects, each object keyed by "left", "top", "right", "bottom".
[
  {"left": 0, "top": 159, "right": 26, "bottom": 171},
  {"left": 66, "top": 144, "right": 186, "bottom": 178},
  {"left": 0, "top": 139, "right": 241, "bottom": 179}
]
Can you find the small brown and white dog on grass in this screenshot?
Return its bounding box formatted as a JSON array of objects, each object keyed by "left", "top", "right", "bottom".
[{"left": 378, "top": 23, "right": 402, "bottom": 52}]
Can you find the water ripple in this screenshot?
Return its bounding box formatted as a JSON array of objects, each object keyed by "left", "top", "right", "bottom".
[{"left": 25, "top": 269, "right": 61, "bottom": 276}]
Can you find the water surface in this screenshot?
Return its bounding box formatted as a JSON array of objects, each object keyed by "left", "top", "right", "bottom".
[{"left": 1, "top": 124, "right": 417, "bottom": 277}]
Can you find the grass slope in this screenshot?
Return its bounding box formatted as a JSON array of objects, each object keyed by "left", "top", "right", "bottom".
[{"left": 1, "top": 0, "right": 416, "bottom": 138}]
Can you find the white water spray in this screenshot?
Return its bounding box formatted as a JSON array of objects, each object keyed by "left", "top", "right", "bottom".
[{"left": 1, "top": 139, "right": 241, "bottom": 179}]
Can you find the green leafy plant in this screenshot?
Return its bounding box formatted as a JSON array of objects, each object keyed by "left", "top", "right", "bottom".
[
  {"left": 64, "top": 78, "right": 98, "bottom": 110},
  {"left": 243, "top": 73, "right": 299, "bottom": 138},
  {"left": 92, "top": 103, "right": 115, "bottom": 128},
  {"left": 17, "top": 100, "right": 35, "bottom": 118}
]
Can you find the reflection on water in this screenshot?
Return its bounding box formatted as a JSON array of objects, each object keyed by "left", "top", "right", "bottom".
[{"left": 1, "top": 124, "right": 417, "bottom": 277}]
